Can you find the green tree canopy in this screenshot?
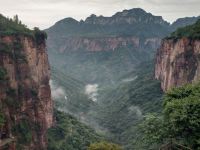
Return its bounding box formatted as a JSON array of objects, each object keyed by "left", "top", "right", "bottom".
[
  {"left": 88, "top": 141, "right": 122, "bottom": 150},
  {"left": 140, "top": 83, "right": 200, "bottom": 149},
  {"left": 0, "top": 113, "right": 5, "bottom": 127},
  {"left": 168, "top": 19, "right": 200, "bottom": 39}
]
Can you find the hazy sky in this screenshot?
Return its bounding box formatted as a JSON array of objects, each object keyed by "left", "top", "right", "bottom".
[{"left": 1, "top": 0, "right": 200, "bottom": 29}]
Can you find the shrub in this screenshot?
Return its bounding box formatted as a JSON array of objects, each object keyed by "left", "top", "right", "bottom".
[
  {"left": 140, "top": 83, "right": 200, "bottom": 149},
  {"left": 33, "top": 27, "right": 47, "bottom": 45},
  {"left": 88, "top": 141, "right": 123, "bottom": 150},
  {"left": 0, "top": 67, "right": 7, "bottom": 80},
  {"left": 4, "top": 97, "right": 20, "bottom": 109},
  {"left": 12, "top": 119, "right": 32, "bottom": 144},
  {"left": 0, "top": 113, "right": 5, "bottom": 127},
  {"left": 0, "top": 42, "right": 12, "bottom": 54},
  {"left": 168, "top": 19, "right": 200, "bottom": 39}
]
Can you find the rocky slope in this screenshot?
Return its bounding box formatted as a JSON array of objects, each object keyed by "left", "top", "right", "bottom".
[
  {"left": 46, "top": 9, "right": 199, "bottom": 85},
  {"left": 155, "top": 20, "right": 200, "bottom": 91},
  {"left": 46, "top": 8, "right": 170, "bottom": 85},
  {"left": 0, "top": 15, "right": 53, "bottom": 149},
  {"left": 46, "top": 8, "right": 199, "bottom": 55},
  {"left": 48, "top": 36, "right": 161, "bottom": 53}
]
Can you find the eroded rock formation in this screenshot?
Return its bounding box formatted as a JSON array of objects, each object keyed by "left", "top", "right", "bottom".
[
  {"left": 0, "top": 35, "right": 53, "bottom": 149},
  {"left": 47, "top": 36, "right": 161, "bottom": 53},
  {"left": 155, "top": 38, "right": 200, "bottom": 91}
]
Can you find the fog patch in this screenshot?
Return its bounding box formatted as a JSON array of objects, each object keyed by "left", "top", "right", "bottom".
[
  {"left": 128, "top": 105, "right": 142, "bottom": 118},
  {"left": 50, "top": 80, "right": 67, "bottom": 100},
  {"left": 122, "top": 76, "right": 138, "bottom": 83},
  {"left": 50, "top": 80, "right": 109, "bottom": 136},
  {"left": 85, "top": 84, "right": 99, "bottom": 102}
]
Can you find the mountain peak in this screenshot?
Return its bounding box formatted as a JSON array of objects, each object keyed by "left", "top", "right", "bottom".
[
  {"left": 114, "top": 8, "right": 147, "bottom": 17},
  {"left": 85, "top": 8, "right": 168, "bottom": 26},
  {"left": 56, "top": 17, "right": 78, "bottom": 25}
]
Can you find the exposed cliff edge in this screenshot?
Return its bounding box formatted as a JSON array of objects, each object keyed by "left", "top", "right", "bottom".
[
  {"left": 0, "top": 15, "right": 53, "bottom": 149},
  {"left": 155, "top": 19, "right": 200, "bottom": 91},
  {"left": 47, "top": 36, "right": 161, "bottom": 53}
]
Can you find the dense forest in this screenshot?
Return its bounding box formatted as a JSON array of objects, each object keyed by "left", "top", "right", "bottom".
[
  {"left": 168, "top": 19, "right": 200, "bottom": 39},
  {"left": 0, "top": 14, "right": 47, "bottom": 44},
  {"left": 140, "top": 83, "right": 200, "bottom": 149}
]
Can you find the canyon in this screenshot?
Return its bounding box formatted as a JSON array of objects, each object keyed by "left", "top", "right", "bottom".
[
  {"left": 45, "top": 8, "right": 200, "bottom": 149},
  {"left": 0, "top": 7, "right": 199, "bottom": 150},
  {"left": 0, "top": 33, "right": 53, "bottom": 149}
]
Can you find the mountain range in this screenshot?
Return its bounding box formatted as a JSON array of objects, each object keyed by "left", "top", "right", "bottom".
[
  {"left": 45, "top": 8, "right": 200, "bottom": 150},
  {"left": 0, "top": 7, "right": 199, "bottom": 150}
]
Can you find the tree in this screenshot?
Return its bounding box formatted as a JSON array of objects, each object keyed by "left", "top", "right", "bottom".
[
  {"left": 163, "top": 84, "right": 200, "bottom": 149},
  {"left": 140, "top": 83, "right": 200, "bottom": 149},
  {"left": 0, "top": 113, "right": 5, "bottom": 127},
  {"left": 33, "top": 27, "right": 47, "bottom": 45},
  {"left": 13, "top": 15, "right": 19, "bottom": 24},
  {"left": 88, "top": 141, "right": 122, "bottom": 150},
  {"left": 139, "top": 114, "right": 167, "bottom": 146}
]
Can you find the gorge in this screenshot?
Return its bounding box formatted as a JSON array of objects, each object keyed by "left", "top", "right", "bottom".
[{"left": 0, "top": 7, "right": 200, "bottom": 150}]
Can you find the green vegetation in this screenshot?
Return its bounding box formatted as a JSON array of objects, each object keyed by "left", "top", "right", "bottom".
[
  {"left": 0, "top": 112, "right": 5, "bottom": 127},
  {"left": 47, "top": 110, "right": 103, "bottom": 150},
  {"left": 0, "top": 67, "right": 7, "bottom": 80},
  {"left": 45, "top": 8, "right": 170, "bottom": 39},
  {"left": 51, "top": 67, "right": 94, "bottom": 114},
  {"left": 0, "top": 14, "right": 31, "bottom": 35},
  {"left": 46, "top": 9, "right": 200, "bottom": 150},
  {"left": 168, "top": 19, "right": 200, "bottom": 39},
  {"left": 12, "top": 119, "right": 32, "bottom": 145},
  {"left": 49, "top": 46, "right": 154, "bottom": 86},
  {"left": 89, "top": 62, "right": 163, "bottom": 149},
  {"left": 5, "top": 88, "right": 21, "bottom": 109},
  {"left": 0, "top": 14, "right": 47, "bottom": 44},
  {"left": 13, "top": 42, "right": 27, "bottom": 63},
  {"left": 88, "top": 141, "right": 122, "bottom": 150},
  {"left": 140, "top": 83, "right": 200, "bottom": 149},
  {"left": 0, "top": 41, "right": 27, "bottom": 63},
  {"left": 0, "top": 42, "right": 12, "bottom": 54},
  {"left": 33, "top": 27, "right": 47, "bottom": 45},
  {"left": 50, "top": 60, "right": 163, "bottom": 150}
]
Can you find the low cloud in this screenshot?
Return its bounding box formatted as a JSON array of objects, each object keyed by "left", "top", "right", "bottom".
[
  {"left": 85, "top": 84, "right": 99, "bottom": 102},
  {"left": 50, "top": 80, "right": 66, "bottom": 100},
  {"left": 128, "top": 105, "right": 142, "bottom": 118}
]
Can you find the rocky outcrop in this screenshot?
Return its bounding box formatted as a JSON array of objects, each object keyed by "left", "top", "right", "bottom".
[
  {"left": 0, "top": 35, "right": 53, "bottom": 149},
  {"left": 85, "top": 8, "right": 168, "bottom": 26},
  {"left": 47, "top": 36, "right": 161, "bottom": 53},
  {"left": 155, "top": 38, "right": 200, "bottom": 91}
]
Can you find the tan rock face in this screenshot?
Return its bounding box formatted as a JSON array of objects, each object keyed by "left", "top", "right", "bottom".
[
  {"left": 155, "top": 38, "right": 200, "bottom": 91},
  {"left": 0, "top": 35, "right": 53, "bottom": 149},
  {"left": 48, "top": 36, "right": 161, "bottom": 53},
  {"left": 57, "top": 37, "right": 140, "bottom": 52}
]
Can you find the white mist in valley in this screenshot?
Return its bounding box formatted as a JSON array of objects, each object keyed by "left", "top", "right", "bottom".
[
  {"left": 128, "top": 105, "right": 142, "bottom": 118},
  {"left": 122, "top": 76, "right": 138, "bottom": 83},
  {"left": 50, "top": 80, "right": 67, "bottom": 100},
  {"left": 50, "top": 79, "right": 145, "bottom": 137},
  {"left": 50, "top": 80, "right": 107, "bottom": 134},
  {"left": 85, "top": 84, "right": 99, "bottom": 102}
]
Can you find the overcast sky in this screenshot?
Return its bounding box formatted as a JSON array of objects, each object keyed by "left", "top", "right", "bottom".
[{"left": 1, "top": 0, "right": 200, "bottom": 29}]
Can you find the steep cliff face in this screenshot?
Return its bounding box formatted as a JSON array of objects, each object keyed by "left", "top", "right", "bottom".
[
  {"left": 155, "top": 19, "right": 200, "bottom": 91},
  {"left": 155, "top": 38, "right": 200, "bottom": 91},
  {"left": 47, "top": 36, "right": 161, "bottom": 53},
  {"left": 0, "top": 35, "right": 53, "bottom": 149}
]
